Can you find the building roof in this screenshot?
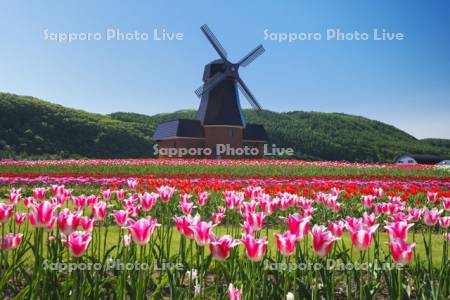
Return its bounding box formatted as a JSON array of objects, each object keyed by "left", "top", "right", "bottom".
[
  {"left": 396, "top": 153, "right": 448, "bottom": 165},
  {"left": 152, "top": 119, "right": 205, "bottom": 140},
  {"left": 243, "top": 124, "right": 268, "bottom": 141}
]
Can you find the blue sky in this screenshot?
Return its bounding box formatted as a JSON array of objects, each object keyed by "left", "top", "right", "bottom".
[{"left": 1, "top": 0, "right": 449, "bottom": 138}]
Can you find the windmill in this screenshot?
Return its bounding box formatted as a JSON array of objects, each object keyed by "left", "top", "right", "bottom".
[
  {"left": 195, "top": 24, "right": 265, "bottom": 127},
  {"left": 152, "top": 24, "right": 268, "bottom": 158}
]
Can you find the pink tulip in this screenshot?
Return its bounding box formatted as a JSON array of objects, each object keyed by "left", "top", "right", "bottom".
[
  {"left": 228, "top": 283, "right": 242, "bottom": 300},
  {"left": 361, "top": 195, "right": 374, "bottom": 208},
  {"left": 328, "top": 220, "right": 345, "bottom": 237},
  {"left": 283, "top": 214, "right": 311, "bottom": 239},
  {"left": 241, "top": 200, "right": 258, "bottom": 214},
  {"left": 426, "top": 192, "right": 438, "bottom": 203},
  {"left": 66, "top": 231, "right": 92, "bottom": 257},
  {"left": 32, "top": 187, "right": 47, "bottom": 200},
  {"left": 179, "top": 193, "right": 192, "bottom": 203},
  {"left": 348, "top": 224, "right": 379, "bottom": 250},
  {"left": 127, "top": 205, "right": 140, "bottom": 218},
  {"left": 175, "top": 215, "right": 200, "bottom": 239},
  {"left": 123, "top": 234, "right": 131, "bottom": 247},
  {"left": 9, "top": 188, "right": 21, "bottom": 204},
  {"left": 389, "top": 239, "right": 415, "bottom": 265},
  {"left": 72, "top": 195, "right": 88, "bottom": 209},
  {"left": 0, "top": 233, "right": 23, "bottom": 251},
  {"left": 157, "top": 186, "right": 175, "bottom": 203},
  {"left": 224, "top": 191, "right": 244, "bottom": 209},
  {"left": 243, "top": 212, "right": 265, "bottom": 231},
  {"left": 407, "top": 208, "right": 422, "bottom": 222},
  {"left": 260, "top": 199, "right": 277, "bottom": 215},
  {"left": 422, "top": 208, "right": 442, "bottom": 226},
  {"left": 127, "top": 178, "right": 138, "bottom": 190},
  {"left": 29, "top": 201, "right": 58, "bottom": 228},
  {"left": 312, "top": 225, "right": 337, "bottom": 257},
  {"left": 23, "top": 196, "right": 35, "bottom": 207},
  {"left": 92, "top": 201, "right": 108, "bottom": 220},
  {"left": 198, "top": 191, "right": 209, "bottom": 206},
  {"left": 80, "top": 216, "right": 95, "bottom": 231},
  {"left": 57, "top": 208, "right": 80, "bottom": 235},
  {"left": 209, "top": 234, "right": 240, "bottom": 261},
  {"left": 190, "top": 220, "right": 214, "bottom": 246},
  {"left": 116, "top": 189, "right": 127, "bottom": 200},
  {"left": 0, "top": 203, "right": 14, "bottom": 224},
  {"left": 14, "top": 212, "right": 27, "bottom": 225},
  {"left": 242, "top": 221, "right": 255, "bottom": 235},
  {"left": 180, "top": 202, "right": 195, "bottom": 215},
  {"left": 112, "top": 210, "right": 128, "bottom": 226},
  {"left": 241, "top": 234, "right": 268, "bottom": 262},
  {"left": 274, "top": 231, "right": 299, "bottom": 256},
  {"left": 50, "top": 185, "right": 65, "bottom": 197},
  {"left": 439, "top": 216, "right": 450, "bottom": 228},
  {"left": 102, "top": 189, "right": 112, "bottom": 200},
  {"left": 126, "top": 217, "right": 160, "bottom": 246},
  {"left": 139, "top": 192, "right": 158, "bottom": 211},
  {"left": 212, "top": 212, "right": 225, "bottom": 224},
  {"left": 362, "top": 212, "right": 377, "bottom": 226},
  {"left": 442, "top": 197, "right": 450, "bottom": 212},
  {"left": 385, "top": 221, "right": 414, "bottom": 241}
]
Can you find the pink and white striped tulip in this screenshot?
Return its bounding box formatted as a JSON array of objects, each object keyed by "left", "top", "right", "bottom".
[
  {"left": 0, "top": 233, "right": 23, "bottom": 251},
  {"left": 274, "top": 231, "right": 299, "bottom": 256},
  {"left": 389, "top": 239, "right": 415, "bottom": 265},
  {"left": 241, "top": 234, "right": 268, "bottom": 262},
  {"left": 385, "top": 221, "right": 414, "bottom": 241},
  {"left": 209, "top": 234, "right": 240, "bottom": 261},
  {"left": 312, "top": 225, "right": 337, "bottom": 257},
  {"left": 126, "top": 217, "right": 160, "bottom": 246},
  {"left": 422, "top": 208, "right": 442, "bottom": 226},
  {"left": 0, "top": 203, "right": 14, "bottom": 224},
  {"left": 29, "top": 201, "right": 58, "bottom": 228},
  {"left": 66, "top": 231, "right": 92, "bottom": 257},
  {"left": 227, "top": 283, "right": 242, "bottom": 300}
]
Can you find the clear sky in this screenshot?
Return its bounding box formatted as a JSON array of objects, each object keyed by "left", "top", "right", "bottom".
[{"left": 1, "top": 0, "right": 449, "bottom": 139}]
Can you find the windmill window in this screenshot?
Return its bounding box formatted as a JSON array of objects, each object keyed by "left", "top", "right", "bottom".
[{"left": 228, "top": 128, "right": 234, "bottom": 137}]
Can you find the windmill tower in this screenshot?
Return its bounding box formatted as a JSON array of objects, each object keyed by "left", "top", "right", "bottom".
[{"left": 153, "top": 24, "right": 268, "bottom": 158}]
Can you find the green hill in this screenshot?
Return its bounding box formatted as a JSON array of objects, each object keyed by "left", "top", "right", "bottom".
[
  {"left": 421, "top": 138, "right": 450, "bottom": 152},
  {"left": 1, "top": 92, "right": 448, "bottom": 162}
]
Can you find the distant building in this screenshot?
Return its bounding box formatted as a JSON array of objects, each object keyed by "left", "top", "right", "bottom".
[
  {"left": 395, "top": 153, "right": 448, "bottom": 165},
  {"left": 437, "top": 160, "right": 450, "bottom": 166}
]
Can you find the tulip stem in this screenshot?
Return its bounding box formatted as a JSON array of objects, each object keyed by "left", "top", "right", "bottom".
[{"left": 397, "top": 268, "right": 402, "bottom": 300}]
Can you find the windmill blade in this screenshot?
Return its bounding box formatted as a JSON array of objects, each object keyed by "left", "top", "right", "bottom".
[
  {"left": 195, "top": 71, "right": 227, "bottom": 98},
  {"left": 200, "top": 24, "right": 228, "bottom": 61},
  {"left": 237, "top": 77, "right": 263, "bottom": 110},
  {"left": 238, "top": 45, "right": 265, "bottom": 68}
]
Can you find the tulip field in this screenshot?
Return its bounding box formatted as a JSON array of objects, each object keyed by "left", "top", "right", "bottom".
[{"left": 0, "top": 159, "right": 449, "bottom": 299}]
